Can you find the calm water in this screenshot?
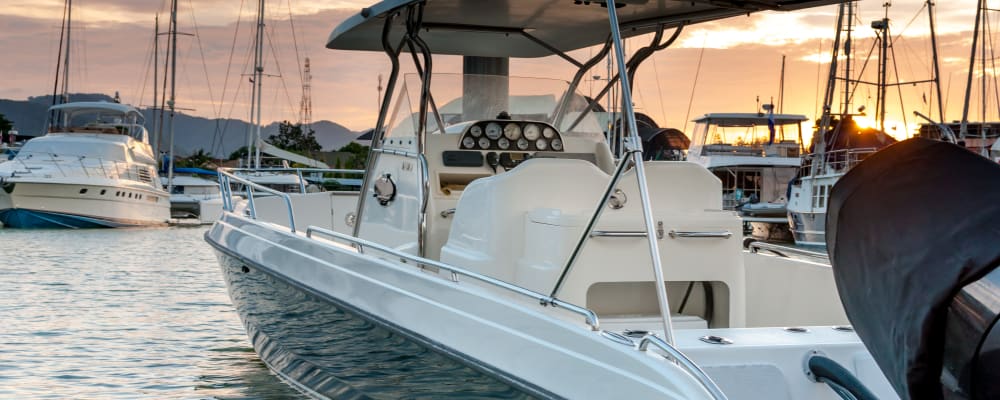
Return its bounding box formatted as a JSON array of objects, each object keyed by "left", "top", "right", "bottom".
[{"left": 0, "top": 226, "right": 306, "bottom": 399}]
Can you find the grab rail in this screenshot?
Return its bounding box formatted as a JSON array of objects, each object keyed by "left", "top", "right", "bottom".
[
  {"left": 305, "top": 225, "right": 601, "bottom": 331},
  {"left": 638, "top": 335, "right": 728, "bottom": 400},
  {"left": 746, "top": 241, "right": 828, "bottom": 260},
  {"left": 217, "top": 168, "right": 298, "bottom": 233},
  {"left": 668, "top": 230, "right": 733, "bottom": 239}
]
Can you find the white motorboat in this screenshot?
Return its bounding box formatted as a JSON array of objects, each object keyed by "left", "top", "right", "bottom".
[
  {"left": 161, "top": 168, "right": 225, "bottom": 219},
  {"left": 686, "top": 111, "right": 807, "bottom": 242},
  {"left": 0, "top": 102, "right": 170, "bottom": 228},
  {"left": 206, "top": 1, "right": 897, "bottom": 399}
]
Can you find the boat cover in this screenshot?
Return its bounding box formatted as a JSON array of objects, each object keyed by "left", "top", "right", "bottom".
[{"left": 826, "top": 138, "right": 1000, "bottom": 398}]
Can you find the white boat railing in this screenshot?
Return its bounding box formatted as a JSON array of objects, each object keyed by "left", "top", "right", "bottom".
[
  {"left": 801, "top": 147, "right": 878, "bottom": 176},
  {"left": 11, "top": 150, "right": 156, "bottom": 185}
]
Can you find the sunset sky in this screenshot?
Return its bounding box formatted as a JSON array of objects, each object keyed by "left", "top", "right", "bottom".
[{"left": 0, "top": 0, "right": 988, "bottom": 142}]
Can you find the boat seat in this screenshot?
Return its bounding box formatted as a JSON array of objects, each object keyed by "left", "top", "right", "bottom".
[{"left": 439, "top": 158, "right": 609, "bottom": 283}]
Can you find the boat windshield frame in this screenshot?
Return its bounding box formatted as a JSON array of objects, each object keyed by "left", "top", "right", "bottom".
[{"left": 47, "top": 103, "right": 149, "bottom": 143}]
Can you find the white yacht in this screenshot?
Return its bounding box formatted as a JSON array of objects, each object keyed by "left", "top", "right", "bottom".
[
  {"left": 207, "top": 1, "right": 898, "bottom": 399},
  {"left": 0, "top": 102, "right": 170, "bottom": 228},
  {"left": 686, "top": 111, "right": 806, "bottom": 241}
]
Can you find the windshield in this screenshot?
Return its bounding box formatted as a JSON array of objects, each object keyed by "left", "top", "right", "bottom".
[
  {"left": 17, "top": 137, "right": 129, "bottom": 162},
  {"left": 385, "top": 73, "right": 604, "bottom": 149},
  {"left": 692, "top": 119, "right": 803, "bottom": 148},
  {"left": 48, "top": 108, "right": 147, "bottom": 142}
]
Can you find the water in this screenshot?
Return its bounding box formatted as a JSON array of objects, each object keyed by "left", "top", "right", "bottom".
[{"left": 0, "top": 227, "right": 306, "bottom": 399}]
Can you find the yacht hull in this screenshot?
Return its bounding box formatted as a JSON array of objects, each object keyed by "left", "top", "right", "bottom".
[
  {"left": 0, "top": 181, "right": 169, "bottom": 229},
  {"left": 788, "top": 210, "right": 826, "bottom": 247}
]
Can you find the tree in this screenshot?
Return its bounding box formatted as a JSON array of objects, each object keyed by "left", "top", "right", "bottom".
[
  {"left": 268, "top": 121, "right": 322, "bottom": 155},
  {"left": 337, "top": 142, "right": 370, "bottom": 170},
  {"left": 0, "top": 113, "right": 13, "bottom": 144},
  {"left": 175, "top": 149, "right": 213, "bottom": 168},
  {"left": 228, "top": 146, "right": 249, "bottom": 161}
]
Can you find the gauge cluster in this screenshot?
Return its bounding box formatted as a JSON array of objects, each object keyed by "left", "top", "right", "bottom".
[{"left": 459, "top": 120, "right": 564, "bottom": 153}]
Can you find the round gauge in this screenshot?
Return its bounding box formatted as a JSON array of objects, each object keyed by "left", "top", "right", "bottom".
[
  {"left": 550, "top": 138, "right": 563, "bottom": 151},
  {"left": 536, "top": 138, "right": 548, "bottom": 151},
  {"left": 485, "top": 122, "right": 502, "bottom": 140},
  {"left": 478, "top": 137, "right": 491, "bottom": 149},
  {"left": 497, "top": 137, "right": 510, "bottom": 150},
  {"left": 503, "top": 123, "right": 522, "bottom": 140},
  {"left": 516, "top": 138, "right": 530, "bottom": 150},
  {"left": 462, "top": 136, "right": 476, "bottom": 149},
  {"left": 469, "top": 125, "right": 483, "bottom": 137},
  {"left": 542, "top": 126, "right": 557, "bottom": 139},
  {"left": 523, "top": 124, "right": 541, "bottom": 140}
]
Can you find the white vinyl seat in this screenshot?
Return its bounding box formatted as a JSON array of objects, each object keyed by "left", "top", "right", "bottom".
[{"left": 440, "top": 158, "right": 609, "bottom": 283}]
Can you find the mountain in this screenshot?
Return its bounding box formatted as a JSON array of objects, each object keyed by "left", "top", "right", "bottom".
[{"left": 0, "top": 93, "right": 361, "bottom": 158}]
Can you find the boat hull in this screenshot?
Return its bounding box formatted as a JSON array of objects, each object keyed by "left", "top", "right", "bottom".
[
  {"left": 206, "top": 214, "right": 716, "bottom": 399},
  {"left": 0, "top": 181, "right": 169, "bottom": 229},
  {"left": 214, "top": 247, "right": 540, "bottom": 399}
]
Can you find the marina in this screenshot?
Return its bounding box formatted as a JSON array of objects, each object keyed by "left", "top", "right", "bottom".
[{"left": 2, "top": 0, "right": 1000, "bottom": 399}]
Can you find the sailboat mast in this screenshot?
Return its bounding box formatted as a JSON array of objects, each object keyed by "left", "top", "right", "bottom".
[
  {"left": 249, "top": 0, "right": 265, "bottom": 168},
  {"left": 927, "top": 0, "right": 945, "bottom": 122},
  {"left": 166, "top": 0, "right": 179, "bottom": 194},
  {"left": 153, "top": 13, "right": 159, "bottom": 157},
  {"left": 815, "top": 1, "right": 848, "bottom": 167},
  {"left": 960, "top": 0, "right": 984, "bottom": 141},
  {"left": 875, "top": 8, "right": 889, "bottom": 133},
  {"left": 61, "top": 0, "right": 72, "bottom": 104}
]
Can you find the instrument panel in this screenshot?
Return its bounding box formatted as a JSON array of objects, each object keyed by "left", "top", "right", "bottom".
[{"left": 458, "top": 120, "right": 564, "bottom": 152}]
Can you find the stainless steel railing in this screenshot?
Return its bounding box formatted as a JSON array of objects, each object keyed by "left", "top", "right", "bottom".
[
  {"left": 746, "top": 240, "right": 829, "bottom": 261},
  {"left": 305, "top": 225, "right": 602, "bottom": 331},
  {"left": 217, "top": 168, "right": 298, "bottom": 233},
  {"left": 638, "top": 334, "right": 728, "bottom": 400}
]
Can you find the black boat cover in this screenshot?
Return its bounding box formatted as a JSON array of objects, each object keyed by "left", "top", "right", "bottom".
[{"left": 827, "top": 138, "right": 1000, "bottom": 399}]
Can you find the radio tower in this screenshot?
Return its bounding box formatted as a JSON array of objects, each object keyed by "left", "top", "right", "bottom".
[{"left": 300, "top": 57, "right": 313, "bottom": 133}]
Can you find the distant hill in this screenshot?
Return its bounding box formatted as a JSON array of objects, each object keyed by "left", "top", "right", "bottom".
[{"left": 0, "top": 93, "right": 361, "bottom": 158}]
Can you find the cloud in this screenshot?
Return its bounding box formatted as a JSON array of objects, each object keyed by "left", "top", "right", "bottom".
[{"left": 0, "top": 0, "right": 986, "bottom": 137}]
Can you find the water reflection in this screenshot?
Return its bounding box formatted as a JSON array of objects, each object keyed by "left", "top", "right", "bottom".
[{"left": 0, "top": 227, "right": 304, "bottom": 399}]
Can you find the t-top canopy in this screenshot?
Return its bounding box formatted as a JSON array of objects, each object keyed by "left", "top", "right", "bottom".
[
  {"left": 327, "top": 0, "right": 843, "bottom": 58},
  {"left": 694, "top": 113, "right": 809, "bottom": 126}
]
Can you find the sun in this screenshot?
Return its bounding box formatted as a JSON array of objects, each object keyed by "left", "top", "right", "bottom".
[{"left": 852, "top": 115, "right": 877, "bottom": 130}]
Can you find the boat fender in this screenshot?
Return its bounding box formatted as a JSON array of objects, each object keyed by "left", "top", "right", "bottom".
[{"left": 805, "top": 353, "right": 878, "bottom": 400}]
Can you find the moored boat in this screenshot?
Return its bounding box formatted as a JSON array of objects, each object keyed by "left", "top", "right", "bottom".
[
  {"left": 0, "top": 102, "right": 170, "bottom": 228},
  {"left": 208, "top": 1, "right": 897, "bottom": 399}
]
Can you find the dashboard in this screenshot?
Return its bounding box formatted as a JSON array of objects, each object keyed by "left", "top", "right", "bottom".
[{"left": 458, "top": 120, "right": 565, "bottom": 152}]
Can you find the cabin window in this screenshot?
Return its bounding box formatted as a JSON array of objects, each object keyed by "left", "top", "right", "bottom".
[
  {"left": 100, "top": 189, "right": 106, "bottom": 195},
  {"left": 79, "top": 188, "right": 88, "bottom": 194}
]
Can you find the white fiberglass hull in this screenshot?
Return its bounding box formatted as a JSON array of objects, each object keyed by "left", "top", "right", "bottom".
[
  {"left": 207, "top": 213, "right": 896, "bottom": 399},
  {"left": 0, "top": 180, "right": 169, "bottom": 228}
]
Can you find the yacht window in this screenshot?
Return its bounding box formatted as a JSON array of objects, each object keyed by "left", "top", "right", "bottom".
[{"left": 79, "top": 188, "right": 88, "bottom": 194}]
